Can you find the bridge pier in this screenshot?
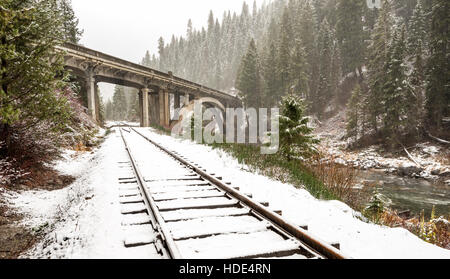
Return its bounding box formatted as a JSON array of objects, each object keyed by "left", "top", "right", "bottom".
[
  {"left": 85, "top": 68, "right": 96, "bottom": 121},
  {"left": 183, "top": 93, "right": 190, "bottom": 107},
  {"left": 173, "top": 93, "right": 181, "bottom": 120},
  {"left": 174, "top": 93, "right": 180, "bottom": 109},
  {"left": 159, "top": 89, "right": 170, "bottom": 128},
  {"left": 140, "top": 88, "right": 150, "bottom": 127},
  {"left": 149, "top": 93, "right": 157, "bottom": 126}
]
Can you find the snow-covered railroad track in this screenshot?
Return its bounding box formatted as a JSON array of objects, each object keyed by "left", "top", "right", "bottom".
[{"left": 118, "top": 127, "right": 348, "bottom": 259}]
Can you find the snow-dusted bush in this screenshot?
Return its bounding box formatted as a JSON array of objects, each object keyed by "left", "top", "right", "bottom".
[
  {"left": 0, "top": 86, "right": 97, "bottom": 187},
  {"left": 0, "top": 157, "right": 27, "bottom": 187}
]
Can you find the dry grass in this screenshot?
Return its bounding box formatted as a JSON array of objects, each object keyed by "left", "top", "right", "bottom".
[
  {"left": 379, "top": 209, "right": 450, "bottom": 250},
  {"left": 308, "top": 152, "right": 361, "bottom": 209},
  {"left": 436, "top": 153, "right": 450, "bottom": 165},
  {"left": 73, "top": 141, "right": 91, "bottom": 152}
]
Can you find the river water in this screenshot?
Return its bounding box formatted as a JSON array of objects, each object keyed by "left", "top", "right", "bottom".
[{"left": 356, "top": 170, "right": 450, "bottom": 218}]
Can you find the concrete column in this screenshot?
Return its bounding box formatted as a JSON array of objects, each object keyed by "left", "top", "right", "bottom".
[
  {"left": 174, "top": 93, "right": 180, "bottom": 109},
  {"left": 148, "top": 94, "right": 156, "bottom": 125},
  {"left": 164, "top": 90, "right": 170, "bottom": 127},
  {"left": 173, "top": 93, "right": 181, "bottom": 120},
  {"left": 141, "top": 88, "right": 149, "bottom": 127},
  {"left": 138, "top": 91, "right": 143, "bottom": 127},
  {"left": 159, "top": 90, "right": 165, "bottom": 127},
  {"left": 154, "top": 93, "right": 160, "bottom": 126},
  {"left": 85, "top": 68, "right": 96, "bottom": 121},
  {"left": 184, "top": 93, "right": 190, "bottom": 107}
]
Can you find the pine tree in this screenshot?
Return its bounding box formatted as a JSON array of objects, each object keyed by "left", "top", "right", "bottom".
[
  {"left": 316, "top": 19, "right": 334, "bottom": 118},
  {"left": 330, "top": 34, "right": 342, "bottom": 99},
  {"left": 346, "top": 84, "right": 362, "bottom": 142},
  {"left": 336, "top": 0, "right": 366, "bottom": 75},
  {"left": 407, "top": 0, "right": 428, "bottom": 56},
  {"left": 158, "top": 37, "right": 165, "bottom": 72},
  {"left": 236, "top": 39, "right": 262, "bottom": 108},
  {"left": 127, "top": 91, "right": 139, "bottom": 122},
  {"left": 408, "top": 40, "right": 426, "bottom": 137},
  {"left": 366, "top": 0, "right": 394, "bottom": 133},
  {"left": 382, "top": 26, "right": 409, "bottom": 145},
  {"left": 289, "top": 39, "right": 309, "bottom": 100},
  {"left": 57, "top": 0, "right": 83, "bottom": 43},
  {"left": 142, "top": 50, "right": 151, "bottom": 67},
  {"left": 277, "top": 7, "right": 293, "bottom": 94},
  {"left": 298, "top": 1, "right": 319, "bottom": 106},
  {"left": 425, "top": 0, "right": 449, "bottom": 132},
  {"left": 105, "top": 100, "right": 113, "bottom": 121},
  {"left": 0, "top": 0, "right": 72, "bottom": 154},
  {"left": 279, "top": 94, "right": 319, "bottom": 160},
  {"left": 394, "top": 0, "right": 418, "bottom": 23},
  {"left": 112, "top": 86, "right": 127, "bottom": 120},
  {"left": 261, "top": 42, "right": 279, "bottom": 107}
]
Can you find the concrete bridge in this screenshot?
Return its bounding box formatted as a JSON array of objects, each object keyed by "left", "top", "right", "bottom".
[{"left": 56, "top": 42, "right": 241, "bottom": 127}]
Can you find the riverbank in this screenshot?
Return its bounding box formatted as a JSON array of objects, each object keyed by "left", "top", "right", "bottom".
[{"left": 314, "top": 111, "right": 450, "bottom": 184}]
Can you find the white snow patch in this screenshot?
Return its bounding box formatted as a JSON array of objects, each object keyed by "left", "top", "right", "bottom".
[
  {"left": 8, "top": 129, "right": 160, "bottom": 259},
  {"left": 6, "top": 126, "right": 449, "bottom": 259},
  {"left": 134, "top": 127, "right": 450, "bottom": 259}
]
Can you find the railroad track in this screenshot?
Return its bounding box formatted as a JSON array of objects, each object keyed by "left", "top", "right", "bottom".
[{"left": 117, "top": 127, "right": 348, "bottom": 259}]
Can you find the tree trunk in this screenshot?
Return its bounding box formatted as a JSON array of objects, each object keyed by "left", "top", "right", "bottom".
[{"left": 0, "top": 123, "right": 11, "bottom": 157}]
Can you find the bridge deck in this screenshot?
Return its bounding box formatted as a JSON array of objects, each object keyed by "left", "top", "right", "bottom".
[{"left": 56, "top": 42, "right": 238, "bottom": 102}]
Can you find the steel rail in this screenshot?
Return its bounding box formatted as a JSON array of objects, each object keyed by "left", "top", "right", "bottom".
[
  {"left": 119, "top": 128, "right": 182, "bottom": 259},
  {"left": 131, "top": 127, "right": 350, "bottom": 259}
]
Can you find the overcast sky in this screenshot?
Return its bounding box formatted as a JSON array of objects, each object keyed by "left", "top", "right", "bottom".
[{"left": 72, "top": 0, "right": 267, "bottom": 102}]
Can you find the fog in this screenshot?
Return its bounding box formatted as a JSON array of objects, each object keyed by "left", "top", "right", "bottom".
[{"left": 72, "top": 0, "right": 267, "bottom": 102}]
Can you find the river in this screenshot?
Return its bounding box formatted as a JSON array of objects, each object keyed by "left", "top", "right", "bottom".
[{"left": 356, "top": 170, "right": 450, "bottom": 218}]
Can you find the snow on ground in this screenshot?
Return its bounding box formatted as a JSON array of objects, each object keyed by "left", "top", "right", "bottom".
[
  {"left": 137, "top": 127, "right": 450, "bottom": 259},
  {"left": 6, "top": 126, "right": 450, "bottom": 258},
  {"left": 7, "top": 129, "right": 160, "bottom": 259}
]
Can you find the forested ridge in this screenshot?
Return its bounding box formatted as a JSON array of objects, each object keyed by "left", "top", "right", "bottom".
[{"left": 139, "top": 0, "right": 449, "bottom": 148}]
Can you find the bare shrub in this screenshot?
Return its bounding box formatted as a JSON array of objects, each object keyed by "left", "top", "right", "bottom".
[
  {"left": 0, "top": 87, "right": 97, "bottom": 188},
  {"left": 379, "top": 209, "right": 450, "bottom": 250},
  {"left": 308, "top": 152, "right": 360, "bottom": 208},
  {"left": 0, "top": 156, "right": 27, "bottom": 187}
]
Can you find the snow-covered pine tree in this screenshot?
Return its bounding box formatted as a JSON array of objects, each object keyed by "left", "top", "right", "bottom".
[
  {"left": 366, "top": 0, "right": 394, "bottom": 133},
  {"left": 105, "top": 100, "right": 113, "bottom": 121},
  {"left": 0, "top": 0, "right": 73, "bottom": 154},
  {"left": 406, "top": 40, "right": 425, "bottom": 139},
  {"left": 336, "top": 0, "right": 365, "bottom": 75},
  {"left": 330, "top": 29, "right": 342, "bottom": 100},
  {"left": 277, "top": 6, "right": 293, "bottom": 95},
  {"left": 297, "top": 0, "right": 319, "bottom": 105},
  {"left": 316, "top": 19, "right": 334, "bottom": 119},
  {"left": 425, "top": 0, "right": 449, "bottom": 132},
  {"left": 262, "top": 42, "right": 280, "bottom": 107},
  {"left": 382, "top": 25, "right": 409, "bottom": 146},
  {"left": 158, "top": 37, "right": 165, "bottom": 72},
  {"left": 407, "top": 0, "right": 428, "bottom": 56},
  {"left": 346, "top": 84, "right": 362, "bottom": 142},
  {"left": 57, "top": 0, "right": 83, "bottom": 43},
  {"left": 394, "top": 0, "right": 418, "bottom": 23},
  {"left": 112, "top": 86, "right": 127, "bottom": 121},
  {"left": 236, "top": 39, "right": 262, "bottom": 108},
  {"left": 279, "top": 94, "right": 319, "bottom": 161},
  {"left": 289, "top": 39, "right": 309, "bottom": 101}
]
